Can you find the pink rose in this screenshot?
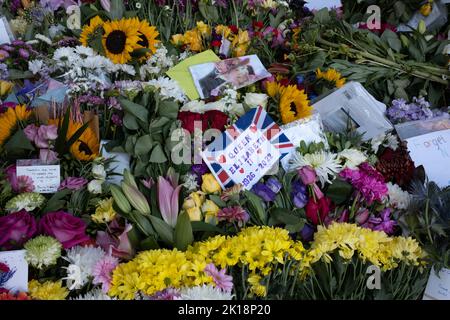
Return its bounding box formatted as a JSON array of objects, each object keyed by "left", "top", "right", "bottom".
[
  {"left": 298, "top": 166, "right": 317, "bottom": 185},
  {"left": 39, "top": 211, "right": 90, "bottom": 249},
  {"left": 0, "top": 210, "right": 37, "bottom": 250}
]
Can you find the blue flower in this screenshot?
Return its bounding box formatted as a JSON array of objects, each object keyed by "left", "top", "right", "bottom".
[
  {"left": 251, "top": 182, "right": 277, "bottom": 202},
  {"left": 291, "top": 180, "right": 308, "bottom": 208}
]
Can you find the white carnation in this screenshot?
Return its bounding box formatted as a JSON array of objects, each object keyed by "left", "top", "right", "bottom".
[
  {"left": 387, "top": 182, "right": 411, "bottom": 210},
  {"left": 244, "top": 93, "right": 269, "bottom": 109},
  {"left": 339, "top": 148, "right": 367, "bottom": 169},
  {"left": 180, "top": 285, "right": 234, "bottom": 300}
]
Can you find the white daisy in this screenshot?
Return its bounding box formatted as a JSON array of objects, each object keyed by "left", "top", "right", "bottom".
[
  {"left": 180, "top": 285, "right": 234, "bottom": 300},
  {"left": 338, "top": 148, "right": 367, "bottom": 169},
  {"left": 145, "top": 76, "right": 187, "bottom": 102},
  {"left": 63, "top": 246, "right": 106, "bottom": 290},
  {"left": 72, "top": 288, "right": 116, "bottom": 300},
  {"left": 291, "top": 150, "right": 342, "bottom": 186},
  {"left": 28, "top": 59, "right": 44, "bottom": 74},
  {"left": 183, "top": 173, "right": 199, "bottom": 192},
  {"left": 387, "top": 182, "right": 411, "bottom": 210}
]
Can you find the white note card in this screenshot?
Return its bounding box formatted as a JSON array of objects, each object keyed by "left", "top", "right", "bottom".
[
  {"left": 100, "top": 140, "right": 130, "bottom": 185},
  {"left": 305, "top": 0, "right": 341, "bottom": 10},
  {"left": 16, "top": 163, "right": 61, "bottom": 193},
  {"left": 423, "top": 267, "right": 450, "bottom": 300},
  {"left": 0, "top": 17, "right": 12, "bottom": 45},
  {"left": 406, "top": 129, "right": 450, "bottom": 188},
  {"left": 0, "top": 250, "right": 28, "bottom": 293}
]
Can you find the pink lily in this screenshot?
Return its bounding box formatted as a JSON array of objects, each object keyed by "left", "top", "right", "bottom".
[{"left": 157, "top": 176, "right": 182, "bottom": 228}]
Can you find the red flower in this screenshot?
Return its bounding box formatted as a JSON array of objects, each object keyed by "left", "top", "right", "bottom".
[
  {"left": 211, "top": 40, "right": 221, "bottom": 47},
  {"left": 305, "top": 196, "right": 332, "bottom": 225},
  {"left": 253, "top": 21, "right": 264, "bottom": 30},
  {"left": 229, "top": 25, "right": 238, "bottom": 34},
  {"left": 205, "top": 110, "right": 229, "bottom": 131},
  {"left": 178, "top": 111, "right": 205, "bottom": 134},
  {"left": 279, "top": 78, "right": 291, "bottom": 87}
]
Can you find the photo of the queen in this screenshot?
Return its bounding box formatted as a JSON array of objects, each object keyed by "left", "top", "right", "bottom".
[{"left": 190, "top": 55, "right": 271, "bottom": 99}]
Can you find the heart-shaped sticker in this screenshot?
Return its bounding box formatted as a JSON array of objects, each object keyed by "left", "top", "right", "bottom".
[
  {"left": 239, "top": 168, "right": 245, "bottom": 174},
  {"left": 257, "top": 148, "right": 262, "bottom": 154},
  {"left": 250, "top": 125, "right": 257, "bottom": 133},
  {"left": 217, "top": 155, "right": 226, "bottom": 163}
]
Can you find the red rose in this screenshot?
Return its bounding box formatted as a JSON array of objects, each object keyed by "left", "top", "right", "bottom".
[
  {"left": 253, "top": 21, "right": 264, "bottom": 30},
  {"left": 178, "top": 111, "right": 205, "bottom": 134},
  {"left": 305, "top": 196, "right": 332, "bottom": 225},
  {"left": 229, "top": 25, "right": 238, "bottom": 34},
  {"left": 39, "top": 211, "right": 90, "bottom": 249},
  {"left": 0, "top": 210, "right": 37, "bottom": 250},
  {"left": 205, "top": 110, "right": 229, "bottom": 131},
  {"left": 211, "top": 40, "right": 221, "bottom": 47}
]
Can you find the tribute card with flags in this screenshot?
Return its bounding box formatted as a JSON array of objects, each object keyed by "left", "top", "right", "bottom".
[{"left": 202, "top": 106, "right": 294, "bottom": 190}]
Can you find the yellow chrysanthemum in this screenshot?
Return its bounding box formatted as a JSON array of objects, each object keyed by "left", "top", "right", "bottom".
[
  {"left": 196, "top": 21, "right": 211, "bottom": 36},
  {"left": 79, "top": 15, "right": 104, "bottom": 47},
  {"left": 231, "top": 30, "right": 250, "bottom": 57},
  {"left": 0, "top": 104, "right": 31, "bottom": 147},
  {"left": 183, "top": 29, "right": 203, "bottom": 52},
  {"left": 28, "top": 280, "right": 68, "bottom": 300},
  {"left": 215, "top": 25, "right": 232, "bottom": 38},
  {"left": 102, "top": 18, "right": 140, "bottom": 64},
  {"left": 278, "top": 85, "right": 312, "bottom": 124},
  {"left": 171, "top": 34, "right": 185, "bottom": 46},
  {"left": 92, "top": 198, "right": 117, "bottom": 224},
  {"left": 134, "top": 18, "right": 160, "bottom": 60},
  {"left": 316, "top": 68, "right": 346, "bottom": 88}
]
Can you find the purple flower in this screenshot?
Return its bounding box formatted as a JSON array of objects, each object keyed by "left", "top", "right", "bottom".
[
  {"left": 300, "top": 224, "right": 315, "bottom": 242},
  {"left": 266, "top": 177, "right": 282, "bottom": 194},
  {"left": 217, "top": 206, "right": 249, "bottom": 227},
  {"left": 157, "top": 176, "right": 182, "bottom": 228},
  {"left": 251, "top": 182, "right": 276, "bottom": 202},
  {"left": 364, "top": 209, "right": 397, "bottom": 235},
  {"left": 291, "top": 180, "right": 308, "bottom": 208},
  {"left": 387, "top": 97, "right": 436, "bottom": 124},
  {"left": 191, "top": 162, "right": 210, "bottom": 184},
  {"left": 148, "top": 288, "right": 181, "bottom": 300},
  {"left": 111, "top": 114, "right": 123, "bottom": 126},
  {"left": 39, "top": 149, "right": 59, "bottom": 163},
  {"left": 340, "top": 163, "right": 388, "bottom": 205},
  {"left": 204, "top": 263, "right": 233, "bottom": 292},
  {"left": 59, "top": 177, "right": 88, "bottom": 191},
  {"left": 18, "top": 48, "right": 29, "bottom": 59},
  {"left": 92, "top": 255, "right": 119, "bottom": 293}
]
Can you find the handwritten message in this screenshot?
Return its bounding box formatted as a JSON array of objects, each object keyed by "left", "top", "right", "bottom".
[
  {"left": 406, "top": 129, "right": 450, "bottom": 188},
  {"left": 214, "top": 125, "right": 280, "bottom": 190},
  {"left": 16, "top": 164, "right": 61, "bottom": 193},
  {"left": 423, "top": 267, "right": 450, "bottom": 300},
  {"left": 0, "top": 250, "right": 28, "bottom": 293}
]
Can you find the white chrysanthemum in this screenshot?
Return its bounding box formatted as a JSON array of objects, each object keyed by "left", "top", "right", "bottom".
[
  {"left": 387, "top": 182, "right": 411, "bottom": 210},
  {"left": 180, "top": 100, "right": 206, "bottom": 113},
  {"left": 72, "top": 288, "right": 116, "bottom": 300},
  {"left": 339, "top": 148, "right": 367, "bottom": 169},
  {"left": 145, "top": 77, "right": 187, "bottom": 103},
  {"left": 24, "top": 236, "right": 62, "bottom": 269},
  {"left": 5, "top": 192, "right": 46, "bottom": 212},
  {"left": 183, "top": 173, "right": 199, "bottom": 192},
  {"left": 291, "top": 150, "right": 342, "bottom": 186},
  {"left": 29, "top": 60, "right": 44, "bottom": 74},
  {"left": 371, "top": 133, "right": 399, "bottom": 154},
  {"left": 35, "top": 34, "right": 52, "bottom": 45},
  {"left": 180, "top": 285, "right": 234, "bottom": 300},
  {"left": 53, "top": 47, "right": 78, "bottom": 65},
  {"left": 74, "top": 45, "right": 95, "bottom": 57},
  {"left": 139, "top": 46, "right": 174, "bottom": 80},
  {"left": 63, "top": 246, "right": 106, "bottom": 290}
]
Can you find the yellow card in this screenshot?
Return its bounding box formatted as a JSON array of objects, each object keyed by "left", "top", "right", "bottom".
[{"left": 166, "top": 50, "right": 221, "bottom": 100}]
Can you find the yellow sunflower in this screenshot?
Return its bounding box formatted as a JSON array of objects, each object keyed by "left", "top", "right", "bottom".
[
  {"left": 278, "top": 85, "right": 312, "bottom": 124},
  {"left": 79, "top": 16, "right": 104, "bottom": 47},
  {"left": 134, "top": 18, "right": 160, "bottom": 60},
  {"left": 102, "top": 18, "right": 140, "bottom": 64},
  {"left": 316, "top": 68, "right": 346, "bottom": 88},
  {"left": 48, "top": 118, "right": 100, "bottom": 161},
  {"left": 0, "top": 104, "right": 31, "bottom": 147}
]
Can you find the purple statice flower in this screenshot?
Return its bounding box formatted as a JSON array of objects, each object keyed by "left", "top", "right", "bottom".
[
  {"left": 217, "top": 206, "right": 249, "bottom": 227},
  {"left": 78, "top": 95, "right": 105, "bottom": 105},
  {"left": 59, "top": 177, "right": 88, "bottom": 191},
  {"left": 291, "top": 180, "right": 308, "bottom": 208},
  {"left": 108, "top": 97, "right": 121, "bottom": 110},
  {"left": 387, "top": 97, "right": 435, "bottom": 124},
  {"left": 362, "top": 208, "right": 397, "bottom": 235},
  {"left": 204, "top": 263, "right": 233, "bottom": 292},
  {"left": 252, "top": 182, "right": 276, "bottom": 202},
  {"left": 340, "top": 162, "right": 388, "bottom": 205},
  {"left": 10, "top": 0, "right": 22, "bottom": 13},
  {"left": 266, "top": 177, "right": 282, "bottom": 193},
  {"left": 148, "top": 288, "right": 181, "bottom": 300},
  {"left": 111, "top": 113, "right": 123, "bottom": 126}
]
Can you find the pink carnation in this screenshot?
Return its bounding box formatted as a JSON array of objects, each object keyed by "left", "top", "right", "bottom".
[
  {"left": 92, "top": 255, "right": 119, "bottom": 293},
  {"left": 204, "top": 263, "right": 233, "bottom": 293},
  {"left": 217, "top": 206, "right": 249, "bottom": 227}
]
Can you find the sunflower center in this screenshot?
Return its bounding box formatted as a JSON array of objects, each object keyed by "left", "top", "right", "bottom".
[
  {"left": 106, "top": 30, "right": 127, "bottom": 54},
  {"left": 78, "top": 141, "right": 93, "bottom": 155},
  {"left": 137, "top": 32, "right": 149, "bottom": 47},
  {"left": 289, "top": 102, "right": 298, "bottom": 116}
]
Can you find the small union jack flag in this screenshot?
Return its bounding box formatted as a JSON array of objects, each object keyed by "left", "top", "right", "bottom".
[{"left": 202, "top": 106, "right": 294, "bottom": 189}]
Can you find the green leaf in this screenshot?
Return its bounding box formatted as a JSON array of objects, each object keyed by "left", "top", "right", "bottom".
[
  {"left": 150, "top": 117, "right": 170, "bottom": 131},
  {"left": 4, "top": 130, "right": 34, "bottom": 153},
  {"left": 270, "top": 208, "right": 302, "bottom": 225},
  {"left": 381, "top": 30, "right": 402, "bottom": 53},
  {"left": 209, "top": 195, "right": 226, "bottom": 207},
  {"left": 149, "top": 215, "right": 174, "bottom": 245},
  {"left": 7, "top": 69, "right": 33, "bottom": 80},
  {"left": 191, "top": 221, "right": 224, "bottom": 233},
  {"left": 42, "top": 189, "right": 72, "bottom": 213},
  {"left": 109, "top": 0, "right": 125, "bottom": 20},
  {"left": 174, "top": 212, "right": 194, "bottom": 251},
  {"left": 244, "top": 190, "right": 267, "bottom": 225},
  {"left": 140, "top": 236, "right": 160, "bottom": 250},
  {"left": 135, "top": 135, "right": 153, "bottom": 156},
  {"left": 123, "top": 113, "right": 139, "bottom": 130},
  {"left": 158, "top": 100, "right": 179, "bottom": 119},
  {"left": 325, "top": 179, "right": 353, "bottom": 205},
  {"left": 285, "top": 221, "right": 305, "bottom": 233},
  {"left": 314, "top": 8, "right": 331, "bottom": 24},
  {"left": 119, "top": 98, "right": 149, "bottom": 121},
  {"left": 131, "top": 48, "right": 151, "bottom": 58},
  {"left": 129, "top": 211, "right": 155, "bottom": 237},
  {"left": 149, "top": 144, "right": 168, "bottom": 163}
]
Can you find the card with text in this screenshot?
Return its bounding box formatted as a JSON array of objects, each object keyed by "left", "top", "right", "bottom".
[
  {"left": 202, "top": 106, "right": 293, "bottom": 190},
  {"left": 16, "top": 160, "right": 61, "bottom": 193},
  {"left": 0, "top": 250, "right": 28, "bottom": 293}
]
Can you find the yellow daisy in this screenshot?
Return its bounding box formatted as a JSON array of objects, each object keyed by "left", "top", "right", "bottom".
[
  {"left": 316, "top": 68, "right": 346, "bottom": 88},
  {"left": 102, "top": 18, "right": 140, "bottom": 64}
]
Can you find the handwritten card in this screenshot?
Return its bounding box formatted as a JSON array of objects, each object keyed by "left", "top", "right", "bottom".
[
  {"left": 406, "top": 129, "right": 450, "bottom": 188},
  {"left": 202, "top": 106, "right": 293, "bottom": 190},
  {"left": 423, "top": 267, "right": 450, "bottom": 300},
  {"left": 0, "top": 250, "right": 28, "bottom": 293},
  {"left": 16, "top": 161, "right": 61, "bottom": 193}
]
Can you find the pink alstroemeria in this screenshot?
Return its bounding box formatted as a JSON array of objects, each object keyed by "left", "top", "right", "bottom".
[{"left": 157, "top": 176, "right": 182, "bottom": 228}]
